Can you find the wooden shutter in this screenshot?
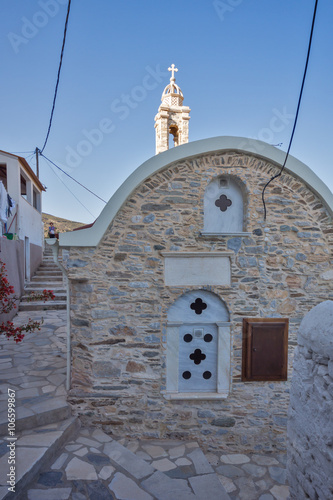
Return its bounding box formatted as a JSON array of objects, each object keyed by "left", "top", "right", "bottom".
[{"left": 242, "top": 318, "right": 288, "bottom": 381}]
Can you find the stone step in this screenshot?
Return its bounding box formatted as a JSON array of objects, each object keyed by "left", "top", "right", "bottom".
[
  {"left": 19, "top": 301, "right": 67, "bottom": 311},
  {"left": 36, "top": 271, "right": 63, "bottom": 276},
  {"left": 23, "top": 287, "right": 66, "bottom": 294},
  {"left": 34, "top": 267, "right": 62, "bottom": 276},
  {"left": 39, "top": 259, "right": 63, "bottom": 264},
  {"left": 29, "top": 280, "right": 63, "bottom": 286},
  {"left": 39, "top": 261, "right": 63, "bottom": 267},
  {"left": 29, "top": 270, "right": 62, "bottom": 275},
  {"left": 31, "top": 272, "right": 62, "bottom": 281},
  {"left": 24, "top": 282, "right": 65, "bottom": 289},
  {"left": 34, "top": 270, "right": 63, "bottom": 276},
  {"left": 31, "top": 276, "right": 63, "bottom": 282},
  {"left": 39, "top": 262, "right": 63, "bottom": 267},
  {"left": 28, "top": 283, "right": 64, "bottom": 289},
  {"left": 21, "top": 293, "right": 67, "bottom": 302},
  {"left": 37, "top": 277, "right": 63, "bottom": 282},
  {"left": 36, "top": 268, "right": 63, "bottom": 274},
  {"left": 0, "top": 417, "right": 80, "bottom": 500},
  {"left": 0, "top": 397, "right": 71, "bottom": 437}
]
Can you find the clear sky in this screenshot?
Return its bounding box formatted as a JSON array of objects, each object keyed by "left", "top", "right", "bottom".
[{"left": 1, "top": 0, "right": 332, "bottom": 224}]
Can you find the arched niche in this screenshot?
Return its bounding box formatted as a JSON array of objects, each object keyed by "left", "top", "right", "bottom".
[
  {"left": 169, "top": 124, "right": 179, "bottom": 147},
  {"left": 165, "top": 290, "right": 231, "bottom": 399},
  {"left": 203, "top": 176, "right": 245, "bottom": 234}
]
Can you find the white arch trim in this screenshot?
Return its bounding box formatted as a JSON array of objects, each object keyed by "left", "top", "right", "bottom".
[{"left": 60, "top": 136, "right": 333, "bottom": 248}]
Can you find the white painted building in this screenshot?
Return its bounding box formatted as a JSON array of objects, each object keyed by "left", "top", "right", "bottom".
[{"left": 0, "top": 150, "right": 45, "bottom": 319}]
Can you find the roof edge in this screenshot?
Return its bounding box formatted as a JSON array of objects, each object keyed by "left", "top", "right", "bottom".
[
  {"left": 59, "top": 136, "right": 333, "bottom": 248},
  {"left": 0, "top": 150, "right": 45, "bottom": 192}
]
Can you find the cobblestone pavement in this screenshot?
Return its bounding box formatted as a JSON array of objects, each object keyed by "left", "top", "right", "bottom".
[
  {"left": 0, "top": 311, "right": 290, "bottom": 500},
  {"left": 0, "top": 310, "right": 68, "bottom": 432},
  {"left": 24, "top": 428, "right": 290, "bottom": 500}
]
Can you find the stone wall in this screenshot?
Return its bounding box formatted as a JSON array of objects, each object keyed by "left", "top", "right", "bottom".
[
  {"left": 287, "top": 301, "right": 333, "bottom": 499},
  {"left": 66, "top": 151, "right": 333, "bottom": 452}
]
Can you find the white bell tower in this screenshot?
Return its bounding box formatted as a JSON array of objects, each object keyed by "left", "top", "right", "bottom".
[{"left": 154, "top": 64, "right": 191, "bottom": 155}]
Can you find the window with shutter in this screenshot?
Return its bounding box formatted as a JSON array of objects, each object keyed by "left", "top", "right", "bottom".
[{"left": 242, "top": 318, "right": 288, "bottom": 381}]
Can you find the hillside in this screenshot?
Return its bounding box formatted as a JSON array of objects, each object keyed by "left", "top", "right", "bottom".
[{"left": 42, "top": 213, "right": 87, "bottom": 238}]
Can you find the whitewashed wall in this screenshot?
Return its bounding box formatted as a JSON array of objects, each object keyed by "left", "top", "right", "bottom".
[
  {"left": 1, "top": 153, "right": 42, "bottom": 243},
  {"left": 287, "top": 301, "right": 333, "bottom": 499},
  {"left": 0, "top": 152, "right": 43, "bottom": 284}
]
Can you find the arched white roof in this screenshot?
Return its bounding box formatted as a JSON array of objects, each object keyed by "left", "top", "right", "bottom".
[{"left": 60, "top": 136, "right": 333, "bottom": 248}]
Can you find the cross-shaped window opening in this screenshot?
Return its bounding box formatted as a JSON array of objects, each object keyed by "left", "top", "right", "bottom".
[
  {"left": 190, "top": 298, "right": 207, "bottom": 315},
  {"left": 189, "top": 348, "right": 206, "bottom": 365},
  {"left": 215, "top": 194, "right": 232, "bottom": 212}
]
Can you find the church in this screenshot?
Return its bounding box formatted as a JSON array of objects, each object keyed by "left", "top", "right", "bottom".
[{"left": 58, "top": 65, "right": 333, "bottom": 452}]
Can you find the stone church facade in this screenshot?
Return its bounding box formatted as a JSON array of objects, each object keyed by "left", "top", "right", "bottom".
[{"left": 60, "top": 68, "right": 333, "bottom": 452}]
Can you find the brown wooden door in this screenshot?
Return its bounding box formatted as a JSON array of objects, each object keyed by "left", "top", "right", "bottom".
[{"left": 242, "top": 318, "right": 288, "bottom": 381}]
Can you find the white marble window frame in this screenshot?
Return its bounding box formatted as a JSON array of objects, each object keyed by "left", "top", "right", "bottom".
[
  {"left": 163, "top": 321, "right": 231, "bottom": 400},
  {"left": 204, "top": 176, "right": 245, "bottom": 234}
]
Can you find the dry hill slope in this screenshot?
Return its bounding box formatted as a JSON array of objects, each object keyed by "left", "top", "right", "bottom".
[{"left": 42, "top": 213, "right": 87, "bottom": 238}]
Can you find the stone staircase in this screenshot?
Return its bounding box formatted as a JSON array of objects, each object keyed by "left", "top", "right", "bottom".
[
  {"left": 0, "top": 306, "right": 79, "bottom": 500},
  {"left": 0, "top": 248, "right": 76, "bottom": 498},
  {"left": 19, "top": 245, "right": 67, "bottom": 312},
  {"left": 0, "top": 417, "right": 79, "bottom": 500}
]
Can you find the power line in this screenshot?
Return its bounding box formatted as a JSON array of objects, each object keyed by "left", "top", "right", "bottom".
[
  {"left": 43, "top": 155, "right": 97, "bottom": 219},
  {"left": 40, "top": 0, "right": 72, "bottom": 153},
  {"left": 262, "top": 0, "right": 319, "bottom": 220},
  {"left": 25, "top": 153, "right": 35, "bottom": 163},
  {"left": 9, "top": 150, "right": 34, "bottom": 155},
  {"left": 39, "top": 152, "right": 107, "bottom": 203}
]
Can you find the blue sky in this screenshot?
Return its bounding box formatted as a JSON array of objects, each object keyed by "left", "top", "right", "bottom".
[{"left": 1, "top": 0, "right": 332, "bottom": 223}]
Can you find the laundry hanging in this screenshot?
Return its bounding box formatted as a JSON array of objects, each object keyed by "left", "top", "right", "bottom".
[
  {"left": 7, "top": 194, "right": 15, "bottom": 218},
  {"left": 0, "top": 181, "right": 8, "bottom": 224}
]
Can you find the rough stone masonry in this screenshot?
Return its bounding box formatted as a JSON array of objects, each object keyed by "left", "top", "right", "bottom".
[{"left": 64, "top": 149, "right": 333, "bottom": 453}]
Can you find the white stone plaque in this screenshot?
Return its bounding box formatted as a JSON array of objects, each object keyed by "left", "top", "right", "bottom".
[{"left": 163, "top": 253, "right": 231, "bottom": 287}]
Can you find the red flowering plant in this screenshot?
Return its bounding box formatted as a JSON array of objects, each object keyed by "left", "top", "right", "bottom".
[
  {"left": 0, "top": 260, "right": 55, "bottom": 343},
  {"left": 26, "top": 290, "right": 56, "bottom": 302}
]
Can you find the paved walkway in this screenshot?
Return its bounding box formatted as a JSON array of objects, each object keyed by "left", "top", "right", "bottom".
[
  {"left": 0, "top": 310, "right": 69, "bottom": 435},
  {"left": 0, "top": 310, "right": 290, "bottom": 500}
]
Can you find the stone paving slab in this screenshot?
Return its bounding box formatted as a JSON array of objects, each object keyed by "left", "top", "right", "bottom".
[
  {"left": 110, "top": 472, "right": 153, "bottom": 500},
  {"left": 104, "top": 440, "right": 156, "bottom": 480},
  {"left": 141, "top": 471, "right": 197, "bottom": 500},
  {"left": 189, "top": 473, "right": 230, "bottom": 499},
  {"left": 0, "top": 486, "right": 8, "bottom": 500},
  {"left": 187, "top": 447, "right": 214, "bottom": 474}
]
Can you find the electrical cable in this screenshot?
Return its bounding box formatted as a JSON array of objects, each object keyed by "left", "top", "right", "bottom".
[
  {"left": 40, "top": 0, "right": 72, "bottom": 153},
  {"left": 39, "top": 152, "right": 107, "bottom": 203},
  {"left": 262, "top": 0, "right": 319, "bottom": 220},
  {"left": 43, "top": 155, "right": 97, "bottom": 219},
  {"left": 25, "top": 153, "right": 35, "bottom": 163},
  {"left": 9, "top": 150, "right": 34, "bottom": 155}
]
